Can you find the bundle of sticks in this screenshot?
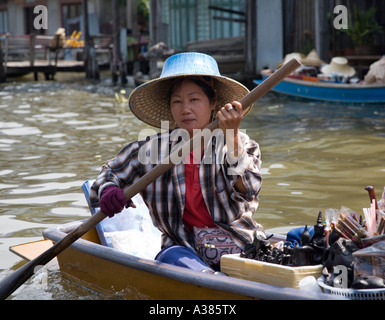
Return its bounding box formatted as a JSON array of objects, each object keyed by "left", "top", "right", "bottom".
[
  {"left": 335, "top": 210, "right": 368, "bottom": 244},
  {"left": 333, "top": 186, "right": 385, "bottom": 247}
]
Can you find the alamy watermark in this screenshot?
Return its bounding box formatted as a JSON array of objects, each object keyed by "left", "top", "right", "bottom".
[
  {"left": 32, "top": 4, "right": 348, "bottom": 34},
  {"left": 333, "top": 5, "right": 348, "bottom": 30},
  {"left": 331, "top": 265, "right": 349, "bottom": 288},
  {"left": 32, "top": 265, "right": 49, "bottom": 290},
  {"left": 33, "top": 4, "right": 348, "bottom": 32},
  {"left": 137, "top": 122, "right": 244, "bottom": 166},
  {"left": 33, "top": 5, "right": 48, "bottom": 30}
]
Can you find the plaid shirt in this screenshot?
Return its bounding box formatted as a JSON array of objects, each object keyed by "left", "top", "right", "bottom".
[{"left": 90, "top": 130, "right": 264, "bottom": 250}]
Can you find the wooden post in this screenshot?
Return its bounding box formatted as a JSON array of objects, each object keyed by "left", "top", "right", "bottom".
[
  {"left": 314, "top": 0, "right": 330, "bottom": 61},
  {"left": 245, "top": 0, "right": 257, "bottom": 82},
  {"left": 283, "top": 0, "right": 295, "bottom": 54},
  {"left": 82, "top": 0, "right": 99, "bottom": 79},
  {"left": 112, "top": 0, "right": 127, "bottom": 85},
  {"left": 111, "top": 0, "right": 119, "bottom": 84},
  {"left": 0, "top": 38, "right": 5, "bottom": 82},
  {"left": 127, "top": 0, "right": 138, "bottom": 38},
  {"left": 120, "top": 27, "right": 127, "bottom": 84},
  {"left": 29, "top": 34, "right": 38, "bottom": 80},
  {"left": 150, "top": 0, "right": 162, "bottom": 45},
  {"left": 82, "top": 0, "right": 91, "bottom": 79},
  {"left": 29, "top": 34, "right": 35, "bottom": 67}
]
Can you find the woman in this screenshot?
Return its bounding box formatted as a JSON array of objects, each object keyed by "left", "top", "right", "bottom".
[{"left": 90, "top": 52, "right": 265, "bottom": 272}]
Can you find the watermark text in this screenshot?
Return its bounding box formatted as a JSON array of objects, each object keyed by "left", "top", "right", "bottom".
[
  {"left": 33, "top": 5, "right": 48, "bottom": 30},
  {"left": 333, "top": 5, "right": 348, "bottom": 30}
]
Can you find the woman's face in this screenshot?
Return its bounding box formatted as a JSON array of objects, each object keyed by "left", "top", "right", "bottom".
[{"left": 170, "top": 79, "right": 215, "bottom": 136}]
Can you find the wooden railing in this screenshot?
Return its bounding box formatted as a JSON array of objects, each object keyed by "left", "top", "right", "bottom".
[{"left": 0, "top": 34, "right": 113, "bottom": 64}]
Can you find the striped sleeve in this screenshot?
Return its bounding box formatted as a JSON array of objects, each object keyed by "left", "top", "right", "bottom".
[{"left": 89, "top": 140, "right": 144, "bottom": 207}]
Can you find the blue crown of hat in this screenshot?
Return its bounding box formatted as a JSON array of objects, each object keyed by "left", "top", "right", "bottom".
[{"left": 160, "top": 52, "right": 221, "bottom": 78}]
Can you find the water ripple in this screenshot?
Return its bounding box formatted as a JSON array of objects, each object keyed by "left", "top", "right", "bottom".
[
  {"left": 0, "top": 193, "right": 85, "bottom": 205},
  {"left": 0, "top": 126, "right": 41, "bottom": 136}
]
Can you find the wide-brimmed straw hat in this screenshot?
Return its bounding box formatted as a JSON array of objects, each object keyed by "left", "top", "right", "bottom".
[
  {"left": 321, "top": 57, "right": 356, "bottom": 77},
  {"left": 301, "top": 49, "right": 324, "bottom": 67},
  {"left": 278, "top": 52, "right": 305, "bottom": 68},
  {"left": 128, "top": 52, "right": 250, "bottom": 129}
]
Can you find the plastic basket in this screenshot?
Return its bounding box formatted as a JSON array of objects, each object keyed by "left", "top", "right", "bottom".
[{"left": 317, "top": 276, "right": 385, "bottom": 300}]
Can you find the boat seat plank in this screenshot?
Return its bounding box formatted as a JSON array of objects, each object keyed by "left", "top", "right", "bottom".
[{"left": 10, "top": 239, "right": 53, "bottom": 261}]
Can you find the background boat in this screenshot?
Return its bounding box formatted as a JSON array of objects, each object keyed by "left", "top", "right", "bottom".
[{"left": 254, "top": 74, "right": 385, "bottom": 103}]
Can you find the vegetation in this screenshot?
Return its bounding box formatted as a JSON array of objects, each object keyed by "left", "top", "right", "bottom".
[
  {"left": 343, "top": 5, "right": 383, "bottom": 47},
  {"left": 138, "top": 0, "right": 150, "bottom": 18}
]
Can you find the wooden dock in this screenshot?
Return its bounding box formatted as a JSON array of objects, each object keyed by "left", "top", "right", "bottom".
[
  {"left": 1, "top": 34, "right": 112, "bottom": 81},
  {"left": 5, "top": 59, "right": 85, "bottom": 80}
]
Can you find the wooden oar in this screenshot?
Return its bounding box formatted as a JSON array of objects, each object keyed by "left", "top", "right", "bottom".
[{"left": 0, "top": 58, "right": 300, "bottom": 300}]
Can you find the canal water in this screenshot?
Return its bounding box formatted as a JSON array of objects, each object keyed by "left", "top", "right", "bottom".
[{"left": 1, "top": 72, "right": 385, "bottom": 299}]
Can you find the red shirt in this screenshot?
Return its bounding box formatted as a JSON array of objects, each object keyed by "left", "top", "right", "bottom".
[{"left": 183, "top": 150, "right": 216, "bottom": 231}]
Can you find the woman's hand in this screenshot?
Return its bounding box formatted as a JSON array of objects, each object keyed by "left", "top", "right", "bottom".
[
  {"left": 100, "top": 185, "right": 136, "bottom": 218},
  {"left": 216, "top": 101, "right": 247, "bottom": 194},
  {"left": 216, "top": 101, "right": 243, "bottom": 158},
  {"left": 216, "top": 101, "right": 243, "bottom": 135}
]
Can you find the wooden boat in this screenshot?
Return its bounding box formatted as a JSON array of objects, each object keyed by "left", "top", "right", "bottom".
[
  {"left": 9, "top": 180, "right": 339, "bottom": 300},
  {"left": 254, "top": 73, "right": 385, "bottom": 103},
  {"left": 20, "top": 221, "right": 334, "bottom": 300}
]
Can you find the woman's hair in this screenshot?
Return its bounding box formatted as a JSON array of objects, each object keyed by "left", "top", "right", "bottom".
[{"left": 168, "top": 76, "right": 217, "bottom": 106}]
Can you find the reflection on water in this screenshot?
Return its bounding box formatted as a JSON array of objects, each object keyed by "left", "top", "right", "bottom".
[{"left": 1, "top": 74, "right": 385, "bottom": 299}]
